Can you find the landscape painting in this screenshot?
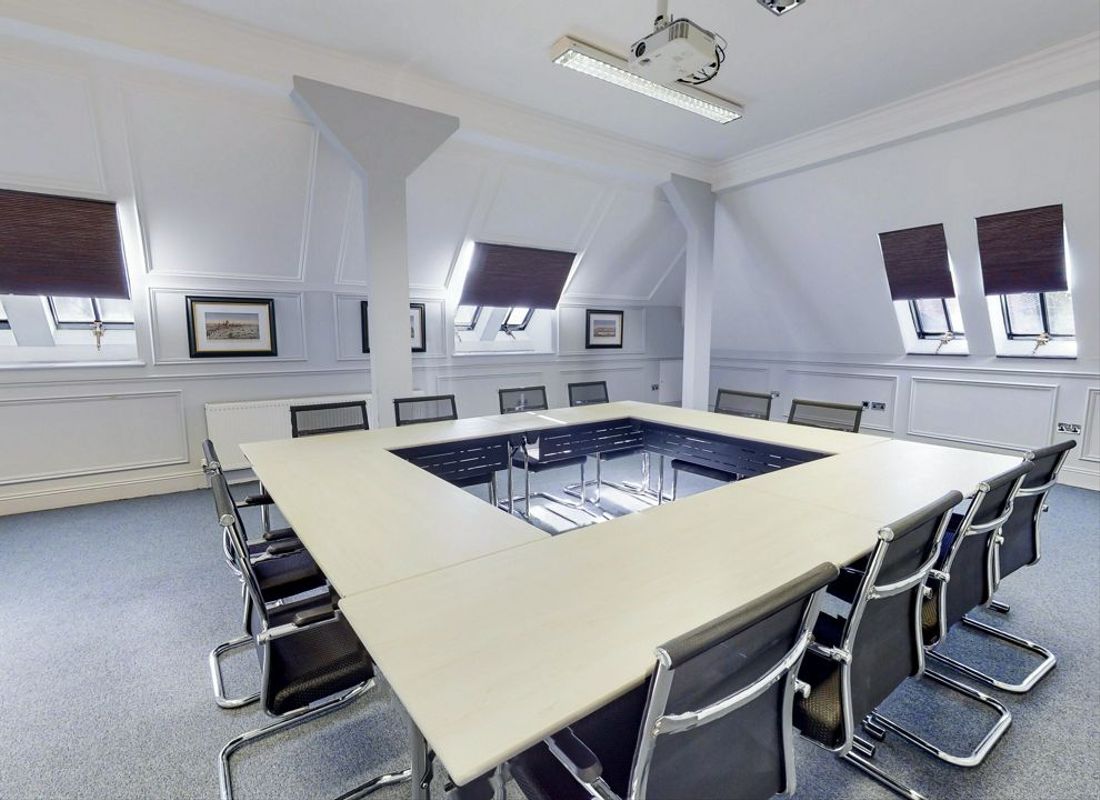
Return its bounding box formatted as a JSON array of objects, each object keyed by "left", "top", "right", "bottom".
[
  {"left": 585, "top": 308, "right": 624, "bottom": 349},
  {"left": 186, "top": 296, "right": 277, "bottom": 357}
]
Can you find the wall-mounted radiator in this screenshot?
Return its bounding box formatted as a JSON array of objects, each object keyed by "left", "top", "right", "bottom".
[{"left": 205, "top": 393, "right": 374, "bottom": 470}]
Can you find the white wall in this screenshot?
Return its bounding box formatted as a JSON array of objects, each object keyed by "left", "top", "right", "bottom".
[
  {"left": 710, "top": 89, "right": 1100, "bottom": 489},
  {"left": 0, "top": 34, "right": 685, "bottom": 514}
]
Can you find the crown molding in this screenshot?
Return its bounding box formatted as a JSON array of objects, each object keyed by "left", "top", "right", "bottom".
[
  {"left": 712, "top": 32, "right": 1100, "bottom": 191},
  {"left": 0, "top": 0, "right": 712, "bottom": 184}
]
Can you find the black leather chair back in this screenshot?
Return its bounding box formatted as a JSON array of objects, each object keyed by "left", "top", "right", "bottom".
[
  {"left": 499, "top": 386, "right": 549, "bottom": 414},
  {"left": 393, "top": 394, "right": 459, "bottom": 426},
  {"left": 290, "top": 401, "right": 368, "bottom": 437},
  {"left": 567, "top": 381, "right": 609, "bottom": 407},
  {"left": 939, "top": 463, "right": 1032, "bottom": 631},
  {"left": 714, "top": 389, "right": 772, "bottom": 420},
  {"left": 999, "top": 440, "right": 1075, "bottom": 578},
  {"left": 635, "top": 563, "right": 838, "bottom": 799},
  {"left": 787, "top": 399, "right": 862, "bottom": 433}
]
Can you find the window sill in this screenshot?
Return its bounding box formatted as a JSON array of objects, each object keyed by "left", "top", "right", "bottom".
[
  {"left": 0, "top": 359, "right": 147, "bottom": 370},
  {"left": 994, "top": 340, "right": 1077, "bottom": 360},
  {"left": 904, "top": 339, "right": 969, "bottom": 357}
]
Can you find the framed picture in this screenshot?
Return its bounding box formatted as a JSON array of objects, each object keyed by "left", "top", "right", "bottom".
[
  {"left": 585, "top": 308, "right": 624, "bottom": 349},
  {"left": 186, "top": 296, "right": 277, "bottom": 358},
  {"left": 360, "top": 301, "right": 428, "bottom": 353}
]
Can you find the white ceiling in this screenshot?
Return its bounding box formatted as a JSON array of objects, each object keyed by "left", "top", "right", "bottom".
[{"left": 174, "top": 0, "right": 1099, "bottom": 162}]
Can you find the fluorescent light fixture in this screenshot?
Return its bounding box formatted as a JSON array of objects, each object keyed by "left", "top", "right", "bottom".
[
  {"left": 551, "top": 36, "right": 743, "bottom": 124},
  {"left": 758, "top": 0, "right": 807, "bottom": 15}
]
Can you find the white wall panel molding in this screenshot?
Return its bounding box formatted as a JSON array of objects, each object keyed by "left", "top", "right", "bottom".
[
  {"left": 1056, "top": 466, "right": 1100, "bottom": 491},
  {"left": 713, "top": 33, "right": 1100, "bottom": 190},
  {"left": 332, "top": 292, "right": 370, "bottom": 362},
  {"left": 782, "top": 368, "right": 899, "bottom": 433},
  {"left": 711, "top": 352, "right": 1100, "bottom": 382},
  {"left": 334, "top": 173, "right": 367, "bottom": 287},
  {"left": 0, "top": 52, "right": 108, "bottom": 196},
  {"left": 147, "top": 287, "right": 308, "bottom": 365},
  {"left": 907, "top": 376, "right": 1059, "bottom": 452},
  {"left": 0, "top": 467, "right": 206, "bottom": 515},
  {"left": 122, "top": 82, "right": 319, "bottom": 282},
  {"left": 1081, "top": 387, "right": 1100, "bottom": 463},
  {"left": 0, "top": 390, "right": 187, "bottom": 485}
]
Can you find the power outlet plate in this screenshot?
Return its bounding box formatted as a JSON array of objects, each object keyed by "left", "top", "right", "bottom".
[
  {"left": 1057, "top": 422, "right": 1082, "bottom": 434},
  {"left": 871, "top": 402, "right": 887, "bottom": 411}
]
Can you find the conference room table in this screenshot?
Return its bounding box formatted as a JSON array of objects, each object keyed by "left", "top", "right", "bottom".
[{"left": 241, "top": 400, "right": 1020, "bottom": 797}]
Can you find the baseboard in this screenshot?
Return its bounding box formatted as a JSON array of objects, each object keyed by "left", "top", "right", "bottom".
[
  {"left": 0, "top": 468, "right": 208, "bottom": 516},
  {"left": 1059, "top": 466, "right": 1100, "bottom": 492}
]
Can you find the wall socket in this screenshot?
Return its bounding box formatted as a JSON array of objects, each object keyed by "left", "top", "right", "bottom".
[
  {"left": 651, "top": 384, "right": 660, "bottom": 391},
  {"left": 862, "top": 401, "right": 887, "bottom": 411},
  {"left": 1057, "top": 422, "right": 1082, "bottom": 434}
]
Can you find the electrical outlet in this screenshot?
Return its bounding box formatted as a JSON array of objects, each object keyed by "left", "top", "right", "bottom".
[
  {"left": 651, "top": 384, "right": 660, "bottom": 391},
  {"left": 770, "top": 390, "right": 781, "bottom": 398},
  {"left": 1057, "top": 422, "right": 1082, "bottom": 434},
  {"left": 870, "top": 402, "right": 887, "bottom": 411}
]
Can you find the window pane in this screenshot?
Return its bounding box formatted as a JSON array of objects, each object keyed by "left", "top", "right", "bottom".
[
  {"left": 913, "top": 298, "right": 947, "bottom": 335},
  {"left": 1044, "top": 291, "right": 1075, "bottom": 337},
  {"left": 50, "top": 296, "right": 95, "bottom": 323},
  {"left": 453, "top": 305, "right": 479, "bottom": 329},
  {"left": 944, "top": 297, "right": 965, "bottom": 334},
  {"left": 95, "top": 298, "right": 134, "bottom": 324},
  {"left": 1003, "top": 293, "right": 1043, "bottom": 336},
  {"left": 504, "top": 307, "right": 530, "bottom": 327}
]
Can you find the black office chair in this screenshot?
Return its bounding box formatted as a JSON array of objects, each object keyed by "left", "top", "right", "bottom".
[
  {"left": 394, "top": 394, "right": 459, "bottom": 426},
  {"left": 499, "top": 385, "right": 549, "bottom": 414},
  {"left": 210, "top": 475, "right": 410, "bottom": 800},
  {"left": 714, "top": 388, "right": 773, "bottom": 419},
  {"left": 788, "top": 398, "right": 863, "bottom": 433},
  {"left": 567, "top": 381, "right": 609, "bottom": 407},
  {"left": 290, "top": 400, "right": 369, "bottom": 436},
  {"left": 204, "top": 449, "right": 327, "bottom": 710},
  {"left": 793, "top": 491, "right": 1009, "bottom": 800},
  {"left": 201, "top": 438, "right": 295, "bottom": 544},
  {"left": 920, "top": 448, "right": 1070, "bottom": 694},
  {"left": 508, "top": 562, "right": 838, "bottom": 800}
]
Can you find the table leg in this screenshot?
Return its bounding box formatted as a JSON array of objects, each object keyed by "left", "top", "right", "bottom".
[{"left": 410, "top": 717, "right": 432, "bottom": 800}]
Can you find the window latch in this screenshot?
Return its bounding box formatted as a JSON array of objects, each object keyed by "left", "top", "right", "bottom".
[
  {"left": 935, "top": 331, "right": 955, "bottom": 354},
  {"left": 91, "top": 320, "right": 105, "bottom": 351},
  {"left": 1032, "top": 332, "right": 1051, "bottom": 354}
]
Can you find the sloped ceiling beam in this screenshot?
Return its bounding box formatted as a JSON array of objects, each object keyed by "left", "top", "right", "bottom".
[{"left": 293, "top": 76, "right": 459, "bottom": 426}]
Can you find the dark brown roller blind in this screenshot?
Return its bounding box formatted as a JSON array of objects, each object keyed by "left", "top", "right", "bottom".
[
  {"left": 976, "top": 204, "right": 1066, "bottom": 295},
  {"left": 878, "top": 223, "right": 955, "bottom": 300},
  {"left": 459, "top": 242, "right": 575, "bottom": 309},
  {"left": 0, "top": 189, "right": 129, "bottom": 299}
]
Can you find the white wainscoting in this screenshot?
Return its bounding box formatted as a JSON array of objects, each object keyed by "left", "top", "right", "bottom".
[
  {"left": 1081, "top": 387, "right": 1100, "bottom": 463},
  {"left": 0, "top": 390, "right": 187, "bottom": 485},
  {"left": 907, "top": 377, "right": 1058, "bottom": 452}
]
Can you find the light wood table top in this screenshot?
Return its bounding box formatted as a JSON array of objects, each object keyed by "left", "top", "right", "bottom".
[
  {"left": 339, "top": 483, "right": 881, "bottom": 786},
  {"left": 241, "top": 402, "right": 883, "bottom": 596},
  {"left": 748, "top": 438, "right": 1020, "bottom": 525}
]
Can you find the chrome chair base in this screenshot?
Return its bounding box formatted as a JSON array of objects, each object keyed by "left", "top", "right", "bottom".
[
  {"left": 867, "top": 669, "right": 1012, "bottom": 768},
  {"left": 219, "top": 679, "right": 411, "bottom": 800},
  {"left": 209, "top": 634, "right": 260, "bottom": 709},
  {"left": 843, "top": 734, "right": 928, "bottom": 800},
  {"left": 990, "top": 600, "right": 1011, "bottom": 613},
  {"left": 926, "top": 615, "right": 1056, "bottom": 694}
]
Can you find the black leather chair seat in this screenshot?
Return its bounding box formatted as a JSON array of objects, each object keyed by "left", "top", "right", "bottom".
[
  {"left": 254, "top": 551, "right": 325, "bottom": 601},
  {"left": 670, "top": 459, "right": 737, "bottom": 483},
  {"left": 512, "top": 454, "right": 588, "bottom": 472},
  {"left": 265, "top": 610, "right": 373, "bottom": 715},
  {"left": 793, "top": 613, "right": 847, "bottom": 749}
]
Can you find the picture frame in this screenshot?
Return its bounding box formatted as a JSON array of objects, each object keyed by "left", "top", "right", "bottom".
[
  {"left": 186, "top": 296, "right": 277, "bottom": 358},
  {"left": 585, "top": 308, "right": 624, "bottom": 349},
  {"left": 360, "top": 301, "right": 428, "bottom": 353}
]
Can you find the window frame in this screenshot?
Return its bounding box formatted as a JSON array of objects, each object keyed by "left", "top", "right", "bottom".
[
  {"left": 499, "top": 307, "right": 535, "bottom": 334},
  {"left": 999, "top": 292, "right": 1074, "bottom": 341},
  {"left": 908, "top": 298, "right": 965, "bottom": 340},
  {"left": 453, "top": 304, "right": 482, "bottom": 332},
  {"left": 0, "top": 300, "right": 9, "bottom": 330},
  {"left": 48, "top": 297, "right": 134, "bottom": 330}
]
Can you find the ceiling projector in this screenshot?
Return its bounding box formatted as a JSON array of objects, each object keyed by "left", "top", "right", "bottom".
[{"left": 628, "top": 17, "right": 721, "bottom": 86}]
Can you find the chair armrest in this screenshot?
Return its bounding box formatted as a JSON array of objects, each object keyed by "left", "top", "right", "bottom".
[
  {"left": 258, "top": 607, "right": 339, "bottom": 643},
  {"left": 808, "top": 641, "right": 851, "bottom": 664},
  {"left": 265, "top": 539, "right": 303, "bottom": 556},
  {"left": 237, "top": 491, "right": 274, "bottom": 507},
  {"left": 546, "top": 728, "right": 603, "bottom": 784},
  {"left": 262, "top": 527, "right": 297, "bottom": 542},
  {"left": 291, "top": 605, "right": 337, "bottom": 628}
]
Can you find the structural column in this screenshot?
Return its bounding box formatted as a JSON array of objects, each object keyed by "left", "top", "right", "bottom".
[
  {"left": 662, "top": 174, "right": 716, "bottom": 411},
  {"left": 292, "top": 77, "right": 459, "bottom": 426}
]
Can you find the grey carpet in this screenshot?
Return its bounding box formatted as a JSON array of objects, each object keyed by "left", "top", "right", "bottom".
[{"left": 0, "top": 457, "right": 1097, "bottom": 800}]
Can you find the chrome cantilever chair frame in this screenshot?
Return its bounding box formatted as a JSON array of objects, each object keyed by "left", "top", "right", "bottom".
[
  {"left": 868, "top": 470, "right": 1028, "bottom": 769},
  {"left": 529, "top": 573, "right": 831, "bottom": 800},
  {"left": 925, "top": 447, "right": 1071, "bottom": 694},
  {"left": 213, "top": 490, "right": 410, "bottom": 800},
  {"left": 510, "top": 433, "right": 607, "bottom": 527}
]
